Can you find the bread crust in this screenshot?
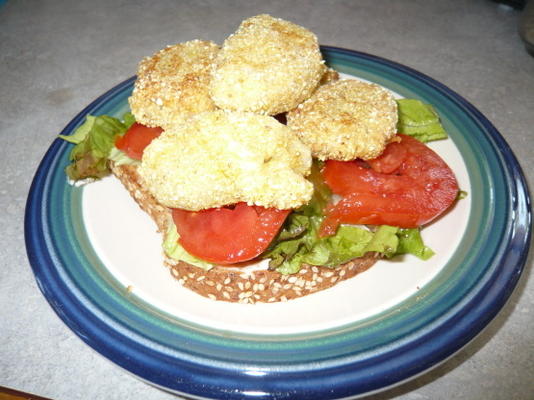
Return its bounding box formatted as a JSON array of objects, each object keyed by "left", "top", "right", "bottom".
[{"left": 110, "top": 162, "right": 378, "bottom": 304}]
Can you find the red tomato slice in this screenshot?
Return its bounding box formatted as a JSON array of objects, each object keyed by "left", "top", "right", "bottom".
[
  {"left": 366, "top": 139, "right": 407, "bottom": 174},
  {"left": 172, "top": 203, "right": 290, "bottom": 265},
  {"left": 320, "top": 134, "right": 458, "bottom": 236},
  {"left": 115, "top": 123, "right": 162, "bottom": 160}
]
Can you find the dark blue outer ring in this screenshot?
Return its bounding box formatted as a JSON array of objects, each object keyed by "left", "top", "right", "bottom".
[{"left": 25, "top": 46, "right": 532, "bottom": 399}]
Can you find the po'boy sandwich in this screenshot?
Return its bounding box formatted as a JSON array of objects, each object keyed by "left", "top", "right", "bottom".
[{"left": 61, "top": 14, "right": 459, "bottom": 304}]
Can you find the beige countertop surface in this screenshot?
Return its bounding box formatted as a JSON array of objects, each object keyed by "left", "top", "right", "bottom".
[{"left": 1, "top": 1, "right": 532, "bottom": 399}]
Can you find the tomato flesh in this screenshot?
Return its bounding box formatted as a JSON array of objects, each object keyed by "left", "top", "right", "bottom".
[
  {"left": 172, "top": 203, "right": 290, "bottom": 265},
  {"left": 115, "top": 123, "right": 162, "bottom": 160},
  {"left": 320, "top": 134, "right": 458, "bottom": 236}
]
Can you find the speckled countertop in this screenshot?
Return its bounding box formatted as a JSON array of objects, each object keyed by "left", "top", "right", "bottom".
[{"left": 1, "top": 1, "right": 533, "bottom": 399}]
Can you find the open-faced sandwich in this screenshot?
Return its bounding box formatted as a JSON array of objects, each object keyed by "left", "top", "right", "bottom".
[{"left": 61, "top": 14, "right": 459, "bottom": 304}]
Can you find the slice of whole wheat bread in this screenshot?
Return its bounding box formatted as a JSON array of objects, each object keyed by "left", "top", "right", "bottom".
[{"left": 110, "top": 162, "right": 379, "bottom": 304}]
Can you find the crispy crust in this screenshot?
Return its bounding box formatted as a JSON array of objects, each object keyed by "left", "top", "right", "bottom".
[
  {"left": 128, "top": 40, "right": 219, "bottom": 130},
  {"left": 319, "top": 67, "right": 340, "bottom": 85},
  {"left": 110, "top": 162, "right": 379, "bottom": 304},
  {"left": 287, "top": 79, "right": 398, "bottom": 161},
  {"left": 138, "top": 111, "right": 313, "bottom": 211},
  {"left": 209, "top": 14, "right": 325, "bottom": 115}
]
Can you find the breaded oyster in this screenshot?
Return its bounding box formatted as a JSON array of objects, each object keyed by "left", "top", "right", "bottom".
[
  {"left": 210, "top": 14, "right": 325, "bottom": 115},
  {"left": 287, "top": 79, "right": 398, "bottom": 161},
  {"left": 139, "top": 110, "right": 313, "bottom": 211},
  {"left": 129, "top": 40, "right": 219, "bottom": 129}
]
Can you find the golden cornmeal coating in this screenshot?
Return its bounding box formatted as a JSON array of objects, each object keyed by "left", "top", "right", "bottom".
[
  {"left": 210, "top": 14, "right": 325, "bottom": 115},
  {"left": 287, "top": 79, "right": 398, "bottom": 161},
  {"left": 129, "top": 40, "right": 219, "bottom": 129},
  {"left": 139, "top": 110, "right": 313, "bottom": 211},
  {"left": 319, "top": 67, "right": 340, "bottom": 85}
]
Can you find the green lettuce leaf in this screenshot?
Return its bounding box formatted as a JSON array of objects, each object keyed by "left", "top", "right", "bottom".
[
  {"left": 266, "top": 219, "right": 435, "bottom": 275},
  {"left": 363, "top": 225, "right": 400, "bottom": 258},
  {"left": 121, "top": 112, "right": 136, "bottom": 128},
  {"left": 457, "top": 190, "right": 469, "bottom": 200},
  {"left": 266, "top": 217, "right": 395, "bottom": 275},
  {"left": 396, "top": 99, "right": 448, "bottom": 142},
  {"left": 60, "top": 113, "right": 135, "bottom": 181},
  {"left": 301, "top": 224, "right": 375, "bottom": 267},
  {"left": 59, "top": 117, "right": 96, "bottom": 144},
  {"left": 108, "top": 146, "right": 139, "bottom": 167},
  {"left": 396, "top": 228, "right": 435, "bottom": 260},
  {"left": 305, "top": 159, "right": 331, "bottom": 215}
]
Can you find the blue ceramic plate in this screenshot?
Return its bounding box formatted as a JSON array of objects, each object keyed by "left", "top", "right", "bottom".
[{"left": 25, "top": 47, "right": 531, "bottom": 399}]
